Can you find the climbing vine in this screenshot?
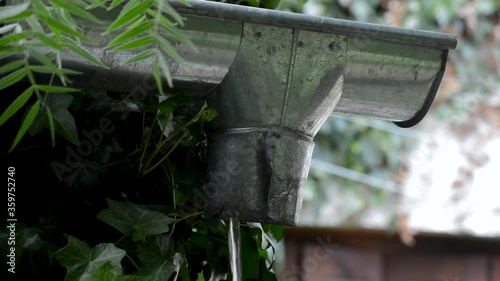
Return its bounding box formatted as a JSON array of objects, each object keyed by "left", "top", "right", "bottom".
[{"left": 0, "top": 1, "right": 283, "bottom": 280}]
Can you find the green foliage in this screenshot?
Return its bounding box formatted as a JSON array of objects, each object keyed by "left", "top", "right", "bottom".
[
  {"left": 54, "top": 236, "right": 127, "bottom": 281},
  {"left": 29, "top": 93, "right": 79, "bottom": 144},
  {"left": 11, "top": 99, "right": 40, "bottom": 152},
  {"left": 0, "top": 85, "right": 281, "bottom": 280},
  {"left": 97, "top": 199, "right": 176, "bottom": 242},
  {"left": 0, "top": 85, "right": 33, "bottom": 126},
  {"left": 136, "top": 236, "right": 182, "bottom": 280},
  {"left": 104, "top": 0, "right": 196, "bottom": 91},
  {"left": 0, "top": 1, "right": 283, "bottom": 280},
  {"left": 0, "top": 0, "right": 192, "bottom": 151}
]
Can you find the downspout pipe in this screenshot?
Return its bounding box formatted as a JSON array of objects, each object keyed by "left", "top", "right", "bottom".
[
  {"left": 2, "top": 0, "right": 457, "bottom": 225},
  {"left": 176, "top": 1, "right": 456, "bottom": 225}
]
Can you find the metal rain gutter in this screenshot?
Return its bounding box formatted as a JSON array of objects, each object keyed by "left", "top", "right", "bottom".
[
  {"left": 13, "top": 0, "right": 457, "bottom": 225},
  {"left": 172, "top": 0, "right": 456, "bottom": 225}
]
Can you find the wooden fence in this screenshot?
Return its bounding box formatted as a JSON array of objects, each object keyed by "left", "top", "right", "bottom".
[{"left": 280, "top": 228, "right": 500, "bottom": 281}]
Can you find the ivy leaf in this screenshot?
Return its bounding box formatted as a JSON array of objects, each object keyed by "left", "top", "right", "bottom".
[
  {"left": 177, "top": 243, "right": 191, "bottom": 281},
  {"left": 29, "top": 93, "right": 79, "bottom": 145},
  {"left": 16, "top": 226, "right": 43, "bottom": 261},
  {"left": 119, "top": 275, "right": 157, "bottom": 281},
  {"left": 190, "top": 232, "right": 210, "bottom": 249},
  {"left": 92, "top": 262, "right": 121, "bottom": 281},
  {"left": 94, "top": 138, "right": 123, "bottom": 165},
  {"left": 98, "top": 199, "right": 176, "bottom": 241},
  {"left": 18, "top": 227, "right": 42, "bottom": 252},
  {"left": 157, "top": 95, "right": 192, "bottom": 115},
  {"left": 54, "top": 236, "right": 126, "bottom": 281},
  {"left": 137, "top": 235, "right": 183, "bottom": 281},
  {"left": 61, "top": 160, "right": 105, "bottom": 190}
]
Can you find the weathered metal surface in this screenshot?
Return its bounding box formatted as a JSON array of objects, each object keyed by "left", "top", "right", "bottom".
[
  {"left": 3, "top": 0, "right": 457, "bottom": 225},
  {"left": 336, "top": 38, "right": 445, "bottom": 123},
  {"left": 170, "top": 0, "right": 456, "bottom": 50},
  {"left": 19, "top": 12, "right": 242, "bottom": 95},
  {"left": 206, "top": 127, "right": 314, "bottom": 225},
  {"left": 205, "top": 24, "right": 346, "bottom": 225}
]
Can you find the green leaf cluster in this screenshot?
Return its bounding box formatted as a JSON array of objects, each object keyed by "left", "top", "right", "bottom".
[
  {"left": 0, "top": 0, "right": 192, "bottom": 152},
  {"left": 0, "top": 68, "right": 279, "bottom": 281},
  {"left": 54, "top": 236, "right": 126, "bottom": 281},
  {"left": 52, "top": 200, "right": 184, "bottom": 281},
  {"left": 0, "top": 1, "right": 284, "bottom": 280},
  {"left": 0, "top": 1, "right": 103, "bottom": 151},
  {"left": 104, "top": 0, "right": 196, "bottom": 92},
  {"left": 98, "top": 199, "right": 175, "bottom": 242}
]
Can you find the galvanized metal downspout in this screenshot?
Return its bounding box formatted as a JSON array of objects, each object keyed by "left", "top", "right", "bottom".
[
  {"left": 183, "top": 1, "right": 456, "bottom": 225},
  {"left": 3, "top": 0, "right": 457, "bottom": 225},
  {"left": 204, "top": 23, "right": 347, "bottom": 225}
]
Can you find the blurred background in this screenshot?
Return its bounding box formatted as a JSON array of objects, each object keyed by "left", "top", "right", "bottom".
[
  {"left": 277, "top": 0, "right": 500, "bottom": 239},
  {"left": 270, "top": 0, "right": 500, "bottom": 280}
]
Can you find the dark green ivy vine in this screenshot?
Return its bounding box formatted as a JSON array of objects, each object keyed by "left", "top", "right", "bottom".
[{"left": 0, "top": 1, "right": 283, "bottom": 280}]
